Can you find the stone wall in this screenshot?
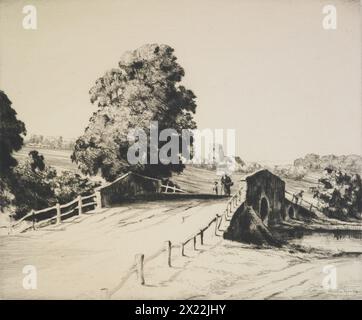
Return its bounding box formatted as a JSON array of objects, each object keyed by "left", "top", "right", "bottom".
[{"left": 245, "top": 169, "right": 286, "bottom": 225}]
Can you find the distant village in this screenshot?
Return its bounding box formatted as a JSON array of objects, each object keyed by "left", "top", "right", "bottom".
[{"left": 24, "top": 134, "right": 76, "bottom": 150}]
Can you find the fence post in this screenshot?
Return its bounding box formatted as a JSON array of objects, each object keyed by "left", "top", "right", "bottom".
[
  {"left": 165, "top": 241, "right": 172, "bottom": 267},
  {"left": 200, "top": 229, "right": 204, "bottom": 245},
  {"left": 8, "top": 215, "right": 13, "bottom": 235},
  {"left": 32, "top": 210, "right": 36, "bottom": 230},
  {"left": 95, "top": 191, "right": 102, "bottom": 209},
  {"left": 100, "top": 288, "right": 109, "bottom": 300},
  {"left": 78, "top": 195, "right": 83, "bottom": 215},
  {"left": 135, "top": 254, "right": 145, "bottom": 285},
  {"left": 56, "top": 203, "right": 61, "bottom": 225},
  {"left": 215, "top": 215, "right": 219, "bottom": 235},
  {"left": 180, "top": 243, "right": 185, "bottom": 256},
  {"left": 193, "top": 236, "right": 196, "bottom": 250}
]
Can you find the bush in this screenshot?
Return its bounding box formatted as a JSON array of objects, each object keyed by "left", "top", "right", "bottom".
[
  {"left": 52, "top": 171, "right": 100, "bottom": 204},
  {"left": 312, "top": 168, "right": 362, "bottom": 220},
  {"left": 5, "top": 151, "right": 100, "bottom": 219},
  {"left": 9, "top": 159, "right": 57, "bottom": 218},
  {"left": 273, "top": 165, "right": 307, "bottom": 181}
]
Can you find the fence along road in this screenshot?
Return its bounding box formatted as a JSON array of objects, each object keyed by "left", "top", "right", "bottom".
[
  {"left": 7, "top": 171, "right": 187, "bottom": 235},
  {"left": 106, "top": 183, "right": 246, "bottom": 298},
  {"left": 0, "top": 195, "right": 232, "bottom": 299}
]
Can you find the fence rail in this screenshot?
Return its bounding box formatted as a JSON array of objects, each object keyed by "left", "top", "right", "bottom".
[
  {"left": 9, "top": 193, "right": 100, "bottom": 234},
  {"left": 285, "top": 190, "right": 320, "bottom": 213},
  {"left": 160, "top": 184, "right": 187, "bottom": 194},
  {"left": 105, "top": 184, "right": 246, "bottom": 298}
]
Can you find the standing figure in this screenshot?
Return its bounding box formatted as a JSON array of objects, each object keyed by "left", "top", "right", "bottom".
[
  {"left": 294, "top": 190, "right": 304, "bottom": 204},
  {"left": 221, "top": 174, "right": 233, "bottom": 196},
  {"left": 213, "top": 181, "right": 219, "bottom": 195}
]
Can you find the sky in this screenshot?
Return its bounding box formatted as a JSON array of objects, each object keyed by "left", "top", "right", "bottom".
[{"left": 0, "top": 0, "right": 361, "bottom": 163}]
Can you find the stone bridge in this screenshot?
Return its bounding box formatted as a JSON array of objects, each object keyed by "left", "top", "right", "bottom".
[{"left": 243, "top": 169, "right": 316, "bottom": 226}]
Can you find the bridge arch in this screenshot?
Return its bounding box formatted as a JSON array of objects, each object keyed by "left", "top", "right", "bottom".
[
  {"left": 288, "top": 205, "right": 295, "bottom": 219},
  {"left": 259, "top": 196, "right": 269, "bottom": 223}
]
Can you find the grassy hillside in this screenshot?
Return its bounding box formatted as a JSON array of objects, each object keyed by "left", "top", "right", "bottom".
[
  {"left": 172, "top": 166, "right": 244, "bottom": 194},
  {"left": 15, "top": 147, "right": 76, "bottom": 172},
  {"left": 14, "top": 147, "right": 245, "bottom": 194}
]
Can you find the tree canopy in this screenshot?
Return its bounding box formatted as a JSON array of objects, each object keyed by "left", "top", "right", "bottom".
[
  {"left": 0, "top": 90, "right": 26, "bottom": 177},
  {"left": 312, "top": 168, "right": 362, "bottom": 220},
  {"left": 72, "top": 44, "right": 197, "bottom": 181}
]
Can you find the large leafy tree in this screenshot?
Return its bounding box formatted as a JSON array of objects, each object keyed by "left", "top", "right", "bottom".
[
  {"left": 72, "top": 44, "right": 197, "bottom": 181},
  {"left": 0, "top": 91, "right": 26, "bottom": 211},
  {"left": 0, "top": 91, "right": 26, "bottom": 176}
]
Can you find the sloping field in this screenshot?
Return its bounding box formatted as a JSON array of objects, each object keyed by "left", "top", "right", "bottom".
[
  {"left": 15, "top": 147, "right": 77, "bottom": 172},
  {"left": 172, "top": 166, "right": 244, "bottom": 194},
  {"left": 14, "top": 147, "right": 244, "bottom": 194},
  {"left": 283, "top": 171, "right": 321, "bottom": 205}
]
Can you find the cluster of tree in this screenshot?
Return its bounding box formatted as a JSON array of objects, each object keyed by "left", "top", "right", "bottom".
[
  {"left": 25, "top": 134, "right": 75, "bottom": 150},
  {"left": 238, "top": 162, "right": 263, "bottom": 174},
  {"left": 0, "top": 91, "right": 99, "bottom": 219},
  {"left": 272, "top": 165, "right": 307, "bottom": 181},
  {"left": 71, "top": 44, "right": 197, "bottom": 182},
  {"left": 294, "top": 153, "right": 362, "bottom": 175},
  {"left": 311, "top": 168, "right": 362, "bottom": 220},
  {"left": 2, "top": 44, "right": 197, "bottom": 217}
]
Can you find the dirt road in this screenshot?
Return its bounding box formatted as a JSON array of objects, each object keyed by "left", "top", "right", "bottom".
[
  {"left": 112, "top": 235, "right": 362, "bottom": 300},
  {"left": 0, "top": 198, "right": 227, "bottom": 299}
]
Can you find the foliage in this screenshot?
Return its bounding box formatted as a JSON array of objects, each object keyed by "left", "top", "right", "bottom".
[
  {"left": 0, "top": 90, "right": 26, "bottom": 177},
  {"left": 6, "top": 151, "right": 99, "bottom": 219},
  {"left": 9, "top": 153, "right": 57, "bottom": 218},
  {"left": 28, "top": 150, "right": 45, "bottom": 172},
  {"left": 238, "top": 162, "right": 263, "bottom": 174},
  {"left": 72, "top": 44, "right": 197, "bottom": 181},
  {"left": 52, "top": 171, "right": 100, "bottom": 204},
  {"left": 0, "top": 90, "right": 26, "bottom": 212},
  {"left": 294, "top": 153, "right": 362, "bottom": 175},
  {"left": 273, "top": 165, "right": 307, "bottom": 181},
  {"left": 311, "top": 168, "right": 362, "bottom": 220}
]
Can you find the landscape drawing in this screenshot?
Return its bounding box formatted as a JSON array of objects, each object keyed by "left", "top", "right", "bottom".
[{"left": 0, "top": 0, "right": 361, "bottom": 300}]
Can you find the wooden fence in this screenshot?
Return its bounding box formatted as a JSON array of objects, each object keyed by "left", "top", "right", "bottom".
[
  {"left": 160, "top": 183, "right": 187, "bottom": 194},
  {"left": 104, "top": 184, "right": 245, "bottom": 298},
  {"left": 9, "top": 193, "right": 101, "bottom": 234},
  {"left": 8, "top": 172, "right": 189, "bottom": 234},
  {"left": 284, "top": 190, "right": 320, "bottom": 213}
]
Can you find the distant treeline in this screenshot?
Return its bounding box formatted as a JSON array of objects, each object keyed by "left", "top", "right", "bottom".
[
  {"left": 25, "top": 134, "right": 75, "bottom": 150},
  {"left": 294, "top": 154, "right": 362, "bottom": 175}
]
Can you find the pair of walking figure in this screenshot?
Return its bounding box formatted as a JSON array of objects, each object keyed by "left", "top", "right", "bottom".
[{"left": 213, "top": 174, "right": 233, "bottom": 196}]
